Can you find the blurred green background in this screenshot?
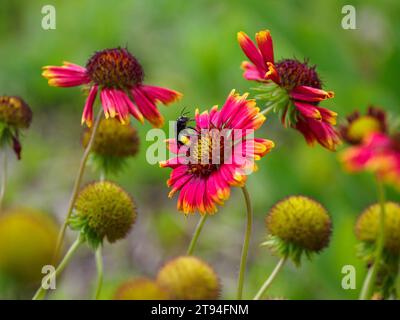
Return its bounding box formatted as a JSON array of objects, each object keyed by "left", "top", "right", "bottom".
[{"left": 0, "top": 0, "right": 399, "bottom": 299}]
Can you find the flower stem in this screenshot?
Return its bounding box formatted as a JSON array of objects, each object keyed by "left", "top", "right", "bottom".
[
  {"left": 0, "top": 150, "right": 7, "bottom": 211},
  {"left": 187, "top": 214, "right": 208, "bottom": 255},
  {"left": 236, "top": 185, "right": 253, "bottom": 300},
  {"left": 33, "top": 236, "right": 82, "bottom": 300},
  {"left": 253, "top": 256, "right": 287, "bottom": 300},
  {"left": 94, "top": 246, "right": 103, "bottom": 300},
  {"left": 53, "top": 108, "right": 103, "bottom": 263},
  {"left": 359, "top": 176, "right": 386, "bottom": 300}
]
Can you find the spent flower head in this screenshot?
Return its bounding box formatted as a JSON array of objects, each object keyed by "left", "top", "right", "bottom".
[
  {"left": 263, "top": 195, "right": 332, "bottom": 265},
  {"left": 0, "top": 208, "right": 58, "bottom": 283},
  {"left": 355, "top": 202, "right": 400, "bottom": 299},
  {"left": 237, "top": 30, "right": 340, "bottom": 151},
  {"left": 156, "top": 256, "right": 220, "bottom": 300},
  {"left": 42, "top": 47, "right": 182, "bottom": 127},
  {"left": 69, "top": 181, "right": 136, "bottom": 248},
  {"left": 356, "top": 202, "right": 400, "bottom": 257},
  {"left": 0, "top": 96, "right": 32, "bottom": 159},
  {"left": 83, "top": 118, "right": 139, "bottom": 174},
  {"left": 114, "top": 277, "right": 170, "bottom": 300}
]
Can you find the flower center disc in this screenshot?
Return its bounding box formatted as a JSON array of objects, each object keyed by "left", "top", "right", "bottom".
[
  {"left": 275, "top": 59, "right": 321, "bottom": 91},
  {"left": 187, "top": 131, "right": 227, "bottom": 177},
  {"left": 86, "top": 48, "right": 144, "bottom": 89}
]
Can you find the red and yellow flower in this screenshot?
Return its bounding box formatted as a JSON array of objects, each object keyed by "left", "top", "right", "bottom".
[
  {"left": 341, "top": 132, "right": 400, "bottom": 189},
  {"left": 160, "top": 90, "right": 274, "bottom": 215},
  {"left": 42, "top": 47, "right": 182, "bottom": 127},
  {"left": 237, "top": 30, "right": 340, "bottom": 151},
  {"left": 340, "top": 106, "right": 387, "bottom": 145}
]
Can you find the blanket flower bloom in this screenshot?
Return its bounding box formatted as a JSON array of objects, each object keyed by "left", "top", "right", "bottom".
[
  {"left": 160, "top": 90, "right": 274, "bottom": 215},
  {"left": 237, "top": 30, "right": 340, "bottom": 151},
  {"left": 340, "top": 106, "right": 387, "bottom": 145},
  {"left": 42, "top": 47, "right": 182, "bottom": 127},
  {"left": 340, "top": 132, "right": 400, "bottom": 189}
]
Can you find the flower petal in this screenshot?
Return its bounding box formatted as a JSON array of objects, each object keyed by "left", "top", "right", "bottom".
[
  {"left": 81, "top": 85, "right": 98, "bottom": 127},
  {"left": 140, "top": 85, "right": 182, "bottom": 105},
  {"left": 237, "top": 31, "right": 266, "bottom": 73},
  {"left": 255, "top": 30, "right": 274, "bottom": 64}
]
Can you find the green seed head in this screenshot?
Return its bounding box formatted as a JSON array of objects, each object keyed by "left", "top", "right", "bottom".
[
  {"left": 156, "top": 256, "right": 220, "bottom": 300},
  {"left": 114, "top": 277, "right": 170, "bottom": 300},
  {"left": 82, "top": 118, "right": 139, "bottom": 158},
  {"left": 356, "top": 202, "right": 400, "bottom": 256},
  {"left": 264, "top": 196, "right": 332, "bottom": 264},
  {"left": 0, "top": 208, "right": 58, "bottom": 283},
  {"left": 70, "top": 181, "right": 136, "bottom": 248}
]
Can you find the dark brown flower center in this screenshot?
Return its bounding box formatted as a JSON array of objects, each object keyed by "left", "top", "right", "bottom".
[
  {"left": 275, "top": 59, "right": 321, "bottom": 91},
  {"left": 187, "top": 130, "right": 228, "bottom": 177},
  {"left": 86, "top": 48, "right": 144, "bottom": 89}
]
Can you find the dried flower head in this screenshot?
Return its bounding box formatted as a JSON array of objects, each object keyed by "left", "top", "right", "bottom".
[
  {"left": 114, "top": 277, "right": 170, "bottom": 300},
  {"left": 0, "top": 96, "right": 33, "bottom": 159},
  {"left": 0, "top": 208, "right": 58, "bottom": 283},
  {"left": 42, "top": 47, "right": 182, "bottom": 127},
  {"left": 263, "top": 196, "right": 332, "bottom": 265},
  {"left": 69, "top": 181, "right": 136, "bottom": 248},
  {"left": 82, "top": 118, "right": 139, "bottom": 174},
  {"left": 237, "top": 30, "right": 340, "bottom": 151},
  {"left": 156, "top": 256, "right": 220, "bottom": 300}
]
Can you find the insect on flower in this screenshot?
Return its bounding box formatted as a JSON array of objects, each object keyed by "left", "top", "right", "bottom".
[
  {"left": 160, "top": 90, "right": 274, "bottom": 215},
  {"left": 175, "top": 107, "right": 196, "bottom": 146}
]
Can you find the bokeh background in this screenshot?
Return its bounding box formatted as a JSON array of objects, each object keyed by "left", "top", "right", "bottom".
[{"left": 0, "top": 0, "right": 399, "bottom": 299}]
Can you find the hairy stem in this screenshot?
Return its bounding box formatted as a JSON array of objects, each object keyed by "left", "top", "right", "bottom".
[
  {"left": 253, "top": 256, "right": 287, "bottom": 300},
  {"left": 236, "top": 185, "right": 253, "bottom": 300},
  {"left": 359, "top": 176, "right": 386, "bottom": 300},
  {"left": 187, "top": 214, "right": 208, "bottom": 255},
  {"left": 53, "top": 108, "right": 103, "bottom": 263},
  {"left": 33, "top": 236, "right": 82, "bottom": 300},
  {"left": 94, "top": 246, "right": 103, "bottom": 300}
]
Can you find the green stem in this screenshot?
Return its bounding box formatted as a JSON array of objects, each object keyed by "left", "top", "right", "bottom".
[
  {"left": 236, "top": 186, "right": 253, "bottom": 300},
  {"left": 187, "top": 214, "right": 208, "bottom": 255},
  {"left": 94, "top": 246, "right": 103, "bottom": 300},
  {"left": 359, "top": 176, "right": 386, "bottom": 300},
  {"left": 53, "top": 108, "right": 103, "bottom": 263},
  {"left": 253, "top": 256, "right": 287, "bottom": 300},
  {"left": 33, "top": 236, "right": 82, "bottom": 300},
  {"left": 0, "top": 150, "right": 7, "bottom": 210}
]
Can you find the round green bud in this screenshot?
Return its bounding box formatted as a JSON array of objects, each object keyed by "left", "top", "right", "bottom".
[
  {"left": 82, "top": 118, "right": 139, "bottom": 157},
  {"left": 71, "top": 181, "right": 136, "bottom": 247},
  {"left": 0, "top": 96, "right": 32, "bottom": 129},
  {"left": 355, "top": 202, "right": 400, "bottom": 256},
  {"left": 266, "top": 196, "right": 332, "bottom": 253},
  {"left": 114, "top": 277, "right": 170, "bottom": 300},
  {"left": 0, "top": 208, "right": 58, "bottom": 283},
  {"left": 156, "top": 256, "right": 220, "bottom": 300}
]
